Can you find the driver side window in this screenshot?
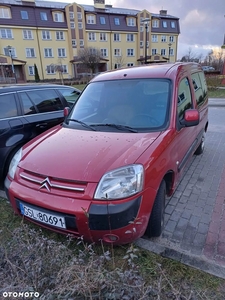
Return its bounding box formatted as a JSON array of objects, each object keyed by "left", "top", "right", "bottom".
[{"left": 177, "top": 78, "right": 192, "bottom": 121}]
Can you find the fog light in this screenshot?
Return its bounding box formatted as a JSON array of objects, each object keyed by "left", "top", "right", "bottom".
[{"left": 103, "top": 234, "right": 119, "bottom": 243}]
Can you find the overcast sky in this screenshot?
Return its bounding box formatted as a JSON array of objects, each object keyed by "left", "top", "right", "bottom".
[{"left": 71, "top": 0, "right": 225, "bottom": 59}]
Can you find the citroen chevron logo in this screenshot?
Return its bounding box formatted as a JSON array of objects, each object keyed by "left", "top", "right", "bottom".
[{"left": 40, "top": 177, "right": 52, "bottom": 191}]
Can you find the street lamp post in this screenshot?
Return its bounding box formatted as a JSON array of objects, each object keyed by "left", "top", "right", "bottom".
[
  {"left": 142, "top": 18, "right": 150, "bottom": 65},
  {"left": 7, "top": 45, "right": 17, "bottom": 83},
  {"left": 168, "top": 43, "right": 172, "bottom": 63}
]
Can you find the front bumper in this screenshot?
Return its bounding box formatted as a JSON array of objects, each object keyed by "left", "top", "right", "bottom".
[{"left": 4, "top": 176, "right": 155, "bottom": 244}]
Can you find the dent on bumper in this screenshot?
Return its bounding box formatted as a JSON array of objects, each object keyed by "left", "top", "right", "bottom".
[{"left": 88, "top": 196, "right": 141, "bottom": 230}]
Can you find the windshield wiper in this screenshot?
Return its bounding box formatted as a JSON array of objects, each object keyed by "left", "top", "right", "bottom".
[
  {"left": 66, "top": 118, "right": 97, "bottom": 131},
  {"left": 91, "top": 123, "right": 138, "bottom": 133}
]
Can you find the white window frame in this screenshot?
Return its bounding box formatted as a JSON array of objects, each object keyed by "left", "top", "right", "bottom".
[
  {"left": 114, "top": 18, "right": 120, "bottom": 25},
  {"left": 114, "top": 33, "right": 120, "bottom": 42},
  {"left": 140, "top": 41, "right": 143, "bottom": 47},
  {"left": 100, "top": 32, "right": 107, "bottom": 41},
  {"left": 171, "top": 21, "right": 175, "bottom": 28},
  {"left": 152, "top": 35, "right": 158, "bottom": 42},
  {"left": 72, "top": 39, "right": 76, "bottom": 47},
  {"left": 23, "top": 29, "right": 33, "bottom": 40},
  {"left": 53, "top": 12, "right": 63, "bottom": 22},
  {"left": 162, "top": 21, "right": 167, "bottom": 28},
  {"left": 77, "top": 12, "right": 82, "bottom": 20},
  {"left": 152, "top": 49, "right": 157, "bottom": 55},
  {"left": 28, "top": 66, "right": 34, "bottom": 75},
  {"left": 140, "top": 26, "right": 144, "bottom": 32},
  {"left": 0, "top": 28, "right": 13, "bottom": 39},
  {"left": 127, "top": 63, "right": 134, "bottom": 67},
  {"left": 42, "top": 30, "right": 51, "bottom": 40},
  {"left": 70, "top": 22, "right": 75, "bottom": 29},
  {"left": 80, "top": 39, "right": 84, "bottom": 46},
  {"left": 100, "top": 16, "right": 106, "bottom": 24},
  {"left": 161, "top": 35, "right": 167, "bottom": 42},
  {"left": 40, "top": 12, "right": 47, "bottom": 21},
  {"left": 26, "top": 48, "right": 35, "bottom": 58},
  {"left": 58, "top": 48, "right": 66, "bottom": 57},
  {"left": 127, "top": 33, "right": 134, "bottom": 42},
  {"left": 127, "top": 18, "right": 135, "bottom": 26},
  {"left": 88, "top": 32, "right": 96, "bottom": 41},
  {"left": 78, "top": 22, "right": 83, "bottom": 29},
  {"left": 169, "top": 36, "right": 174, "bottom": 43},
  {"left": 169, "top": 48, "right": 174, "bottom": 56},
  {"left": 127, "top": 49, "right": 134, "bottom": 56},
  {"left": 4, "top": 47, "right": 16, "bottom": 57},
  {"left": 56, "top": 31, "right": 64, "bottom": 40},
  {"left": 21, "top": 10, "right": 28, "bottom": 20},
  {"left": 69, "top": 12, "right": 74, "bottom": 20},
  {"left": 101, "top": 48, "right": 108, "bottom": 57},
  {"left": 87, "top": 15, "right": 95, "bottom": 24},
  {"left": 114, "top": 63, "right": 121, "bottom": 69},
  {"left": 114, "top": 48, "right": 121, "bottom": 56},
  {"left": 44, "top": 48, "right": 53, "bottom": 58},
  {"left": 62, "top": 65, "right": 68, "bottom": 74},
  {"left": 152, "top": 19, "right": 159, "bottom": 28},
  {"left": 0, "top": 8, "right": 10, "bottom": 18},
  {"left": 161, "top": 49, "right": 166, "bottom": 56},
  {"left": 46, "top": 65, "right": 55, "bottom": 74}
]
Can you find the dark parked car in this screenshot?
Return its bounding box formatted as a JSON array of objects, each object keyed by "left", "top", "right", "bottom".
[{"left": 0, "top": 84, "right": 81, "bottom": 188}]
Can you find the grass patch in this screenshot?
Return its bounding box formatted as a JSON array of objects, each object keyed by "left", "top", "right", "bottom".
[
  {"left": 208, "top": 88, "right": 225, "bottom": 98},
  {"left": 0, "top": 197, "right": 224, "bottom": 299}
]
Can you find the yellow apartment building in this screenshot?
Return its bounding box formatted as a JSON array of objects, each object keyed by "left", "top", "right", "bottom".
[{"left": 0, "top": 0, "right": 180, "bottom": 83}]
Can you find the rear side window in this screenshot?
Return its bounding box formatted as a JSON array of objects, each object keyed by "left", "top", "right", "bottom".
[
  {"left": 177, "top": 78, "right": 192, "bottom": 120},
  {"left": 191, "top": 72, "right": 208, "bottom": 107},
  {"left": 0, "top": 93, "right": 18, "bottom": 119},
  {"left": 20, "top": 92, "right": 37, "bottom": 115},
  {"left": 25, "top": 89, "right": 64, "bottom": 113}
]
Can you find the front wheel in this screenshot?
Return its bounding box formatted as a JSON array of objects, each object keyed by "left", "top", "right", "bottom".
[
  {"left": 195, "top": 131, "right": 206, "bottom": 155},
  {"left": 145, "top": 180, "right": 166, "bottom": 238}
]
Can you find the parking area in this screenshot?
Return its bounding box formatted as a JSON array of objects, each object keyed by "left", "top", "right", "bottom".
[
  {"left": 137, "top": 100, "right": 225, "bottom": 279},
  {"left": 1, "top": 99, "right": 225, "bottom": 279}
]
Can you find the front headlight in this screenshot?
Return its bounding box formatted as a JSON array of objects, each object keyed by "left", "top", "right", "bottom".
[
  {"left": 8, "top": 148, "right": 22, "bottom": 179},
  {"left": 94, "top": 164, "right": 144, "bottom": 200}
]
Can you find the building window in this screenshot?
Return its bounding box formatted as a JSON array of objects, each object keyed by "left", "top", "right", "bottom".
[
  {"left": 70, "top": 22, "right": 75, "bottom": 29},
  {"left": 44, "top": 48, "right": 53, "bottom": 57},
  {"left": 161, "top": 49, "right": 166, "bottom": 56},
  {"left": 140, "top": 41, "right": 143, "bottom": 47},
  {"left": 58, "top": 48, "right": 66, "bottom": 57},
  {"left": 69, "top": 12, "right": 74, "bottom": 20},
  {"left": 152, "top": 49, "right": 157, "bottom": 55},
  {"left": 88, "top": 32, "right": 96, "bottom": 41},
  {"left": 46, "top": 65, "right": 55, "bottom": 74},
  {"left": 72, "top": 39, "right": 76, "bottom": 47},
  {"left": 162, "top": 21, "right": 167, "bottom": 28},
  {"left": 127, "top": 49, "right": 134, "bottom": 56},
  {"left": 77, "top": 12, "right": 82, "bottom": 20},
  {"left": 23, "top": 30, "right": 33, "bottom": 39},
  {"left": 61, "top": 65, "right": 68, "bottom": 74},
  {"left": 21, "top": 11, "right": 28, "bottom": 19},
  {"left": 40, "top": 12, "right": 47, "bottom": 20},
  {"left": 78, "top": 22, "right": 83, "bottom": 29},
  {"left": 90, "top": 48, "right": 97, "bottom": 55},
  {"left": 114, "top": 33, "right": 120, "bottom": 41},
  {"left": 28, "top": 66, "right": 34, "bottom": 75},
  {"left": 100, "top": 16, "right": 106, "bottom": 24},
  {"left": 169, "top": 36, "right": 174, "bottom": 42},
  {"left": 26, "top": 48, "right": 35, "bottom": 58},
  {"left": 4, "top": 47, "right": 16, "bottom": 57},
  {"left": 127, "top": 33, "right": 134, "bottom": 42},
  {"left": 161, "top": 35, "right": 167, "bottom": 42},
  {"left": 152, "top": 19, "right": 159, "bottom": 28},
  {"left": 169, "top": 48, "right": 174, "bottom": 56},
  {"left": 114, "top": 63, "right": 121, "bottom": 69},
  {"left": 100, "top": 32, "right": 107, "bottom": 41},
  {"left": 171, "top": 21, "right": 175, "bottom": 28},
  {"left": 101, "top": 48, "right": 108, "bottom": 57},
  {"left": 127, "top": 18, "right": 135, "bottom": 26},
  {"left": 0, "top": 28, "right": 13, "bottom": 39},
  {"left": 127, "top": 63, "right": 134, "bottom": 67},
  {"left": 56, "top": 31, "right": 64, "bottom": 40},
  {"left": 80, "top": 39, "right": 84, "bottom": 46},
  {"left": 140, "top": 26, "right": 144, "bottom": 32},
  {"left": 87, "top": 15, "right": 95, "bottom": 24},
  {"left": 152, "top": 35, "right": 158, "bottom": 42},
  {"left": 53, "top": 12, "right": 63, "bottom": 22},
  {"left": 114, "top": 49, "right": 121, "bottom": 56},
  {"left": 114, "top": 18, "right": 120, "bottom": 25},
  {"left": 0, "top": 7, "right": 10, "bottom": 18},
  {"left": 42, "top": 30, "right": 51, "bottom": 40}
]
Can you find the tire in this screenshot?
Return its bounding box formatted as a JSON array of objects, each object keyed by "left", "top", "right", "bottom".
[
  {"left": 145, "top": 180, "right": 166, "bottom": 238},
  {"left": 195, "top": 131, "right": 206, "bottom": 155}
]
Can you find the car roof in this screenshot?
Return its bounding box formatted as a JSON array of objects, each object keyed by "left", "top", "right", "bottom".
[
  {"left": 91, "top": 62, "right": 202, "bottom": 82},
  {"left": 0, "top": 84, "right": 79, "bottom": 93}
]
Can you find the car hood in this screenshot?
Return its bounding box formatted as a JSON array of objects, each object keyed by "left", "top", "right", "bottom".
[{"left": 20, "top": 126, "right": 161, "bottom": 182}]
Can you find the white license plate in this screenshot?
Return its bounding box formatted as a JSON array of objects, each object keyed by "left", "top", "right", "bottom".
[{"left": 19, "top": 202, "right": 66, "bottom": 229}]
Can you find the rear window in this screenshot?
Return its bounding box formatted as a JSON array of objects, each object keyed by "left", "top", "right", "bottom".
[
  {"left": 191, "top": 72, "right": 208, "bottom": 107},
  {"left": 0, "top": 93, "right": 18, "bottom": 119}
]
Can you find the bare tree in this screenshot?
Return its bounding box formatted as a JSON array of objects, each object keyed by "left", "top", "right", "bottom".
[
  {"left": 49, "top": 59, "right": 66, "bottom": 84},
  {"left": 180, "top": 47, "right": 200, "bottom": 62},
  {"left": 77, "top": 47, "right": 102, "bottom": 75},
  {"left": 113, "top": 55, "right": 126, "bottom": 69}
]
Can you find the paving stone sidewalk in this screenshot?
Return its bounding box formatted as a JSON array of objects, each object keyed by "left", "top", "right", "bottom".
[{"left": 137, "top": 107, "right": 225, "bottom": 279}]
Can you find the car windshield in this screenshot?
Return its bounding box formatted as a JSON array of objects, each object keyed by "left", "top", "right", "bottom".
[{"left": 65, "top": 78, "right": 171, "bottom": 132}]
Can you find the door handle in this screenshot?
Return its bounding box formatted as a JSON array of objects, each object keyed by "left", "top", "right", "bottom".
[{"left": 36, "top": 123, "right": 48, "bottom": 129}]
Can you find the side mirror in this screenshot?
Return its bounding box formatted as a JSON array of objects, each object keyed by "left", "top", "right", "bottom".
[
  {"left": 63, "top": 107, "right": 70, "bottom": 117},
  {"left": 180, "top": 109, "right": 199, "bottom": 127}
]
